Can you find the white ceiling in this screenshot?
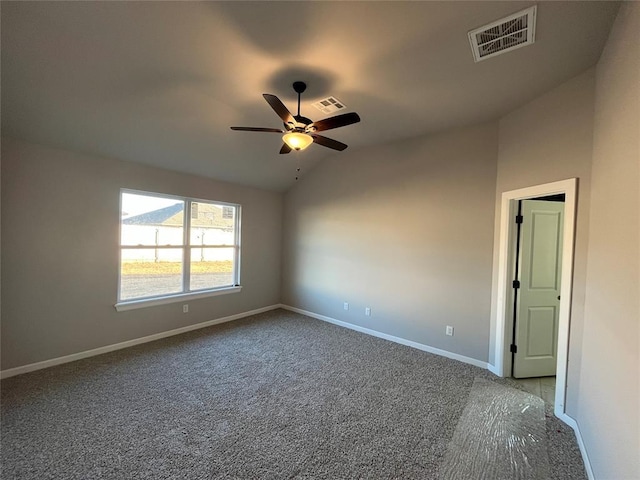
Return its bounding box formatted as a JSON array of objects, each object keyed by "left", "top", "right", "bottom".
[{"left": 1, "top": 1, "right": 619, "bottom": 192}]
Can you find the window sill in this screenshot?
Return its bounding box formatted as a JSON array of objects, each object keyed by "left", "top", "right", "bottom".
[{"left": 114, "top": 286, "right": 242, "bottom": 312}]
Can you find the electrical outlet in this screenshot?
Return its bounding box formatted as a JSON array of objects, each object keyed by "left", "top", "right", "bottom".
[
  {"left": 344, "top": 302, "right": 349, "bottom": 311},
  {"left": 183, "top": 304, "right": 189, "bottom": 313},
  {"left": 446, "top": 325, "right": 454, "bottom": 336},
  {"left": 365, "top": 307, "right": 371, "bottom": 316}
]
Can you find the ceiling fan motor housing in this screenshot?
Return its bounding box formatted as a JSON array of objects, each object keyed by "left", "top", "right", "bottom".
[{"left": 286, "top": 115, "right": 314, "bottom": 132}]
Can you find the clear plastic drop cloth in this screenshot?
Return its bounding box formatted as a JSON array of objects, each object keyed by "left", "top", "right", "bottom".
[{"left": 439, "top": 377, "right": 550, "bottom": 480}]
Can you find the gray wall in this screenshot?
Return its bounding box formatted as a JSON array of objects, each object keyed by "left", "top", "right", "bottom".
[
  {"left": 579, "top": 3, "right": 639, "bottom": 478},
  {"left": 282, "top": 123, "right": 498, "bottom": 362},
  {"left": 1, "top": 138, "right": 283, "bottom": 369},
  {"left": 490, "top": 69, "right": 596, "bottom": 416}
]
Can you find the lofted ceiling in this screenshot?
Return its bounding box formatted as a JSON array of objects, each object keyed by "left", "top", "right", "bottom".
[{"left": 1, "top": 1, "right": 620, "bottom": 192}]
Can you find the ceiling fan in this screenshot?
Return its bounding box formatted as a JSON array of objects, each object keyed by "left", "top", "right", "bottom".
[{"left": 230, "top": 81, "right": 360, "bottom": 154}]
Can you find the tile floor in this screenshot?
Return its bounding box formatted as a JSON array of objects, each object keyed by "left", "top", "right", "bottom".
[{"left": 512, "top": 376, "right": 556, "bottom": 407}]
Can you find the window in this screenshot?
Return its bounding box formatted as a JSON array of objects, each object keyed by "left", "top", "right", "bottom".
[
  {"left": 222, "top": 206, "right": 234, "bottom": 219},
  {"left": 117, "top": 190, "right": 241, "bottom": 309}
]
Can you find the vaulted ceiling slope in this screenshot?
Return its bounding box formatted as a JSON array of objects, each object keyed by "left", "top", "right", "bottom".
[{"left": 1, "top": 1, "right": 620, "bottom": 192}]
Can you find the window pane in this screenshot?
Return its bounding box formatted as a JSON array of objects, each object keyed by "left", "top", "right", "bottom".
[
  {"left": 190, "top": 202, "right": 236, "bottom": 246},
  {"left": 120, "top": 249, "right": 183, "bottom": 300},
  {"left": 190, "top": 247, "right": 235, "bottom": 291},
  {"left": 121, "top": 193, "right": 184, "bottom": 246}
]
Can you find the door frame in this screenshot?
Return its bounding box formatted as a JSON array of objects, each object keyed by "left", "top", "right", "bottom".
[{"left": 492, "top": 178, "right": 577, "bottom": 417}]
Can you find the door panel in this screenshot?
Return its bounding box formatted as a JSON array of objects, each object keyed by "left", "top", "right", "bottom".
[
  {"left": 528, "top": 212, "right": 562, "bottom": 289},
  {"left": 525, "top": 307, "right": 557, "bottom": 357},
  {"left": 514, "top": 200, "right": 564, "bottom": 378}
]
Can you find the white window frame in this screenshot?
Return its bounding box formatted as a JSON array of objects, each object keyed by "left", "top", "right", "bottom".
[{"left": 115, "top": 189, "right": 242, "bottom": 312}]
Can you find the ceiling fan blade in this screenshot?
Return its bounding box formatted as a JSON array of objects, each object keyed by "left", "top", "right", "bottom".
[
  {"left": 311, "top": 134, "right": 348, "bottom": 151},
  {"left": 263, "top": 94, "right": 295, "bottom": 126},
  {"left": 230, "top": 126, "right": 284, "bottom": 133},
  {"left": 308, "top": 112, "right": 361, "bottom": 133},
  {"left": 279, "top": 144, "right": 292, "bottom": 154}
]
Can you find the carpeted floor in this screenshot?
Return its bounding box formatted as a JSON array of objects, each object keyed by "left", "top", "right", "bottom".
[{"left": 1, "top": 309, "right": 586, "bottom": 479}]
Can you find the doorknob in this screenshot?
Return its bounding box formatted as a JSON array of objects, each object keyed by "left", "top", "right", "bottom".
[{"left": 557, "top": 295, "right": 561, "bottom": 300}]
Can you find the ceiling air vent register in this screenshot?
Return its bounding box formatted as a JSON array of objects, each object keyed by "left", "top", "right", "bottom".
[
  {"left": 468, "top": 5, "right": 537, "bottom": 63},
  {"left": 312, "top": 97, "right": 346, "bottom": 115}
]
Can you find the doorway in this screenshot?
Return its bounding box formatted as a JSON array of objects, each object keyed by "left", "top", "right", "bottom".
[
  {"left": 492, "top": 179, "right": 577, "bottom": 418},
  {"left": 512, "top": 196, "right": 565, "bottom": 379}
]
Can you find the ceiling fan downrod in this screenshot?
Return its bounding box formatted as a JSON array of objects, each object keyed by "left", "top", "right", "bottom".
[{"left": 292, "top": 81, "right": 306, "bottom": 118}]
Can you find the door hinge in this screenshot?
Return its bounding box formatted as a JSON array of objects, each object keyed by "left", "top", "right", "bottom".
[
  {"left": 510, "top": 344, "right": 518, "bottom": 354},
  {"left": 515, "top": 214, "right": 523, "bottom": 224},
  {"left": 512, "top": 280, "right": 520, "bottom": 289}
]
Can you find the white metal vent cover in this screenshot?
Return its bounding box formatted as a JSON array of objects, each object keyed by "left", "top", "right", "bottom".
[
  {"left": 468, "top": 5, "right": 537, "bottom": 62},
  {"left": 312, "top": 97, "right": 346, "bottom": 115}
]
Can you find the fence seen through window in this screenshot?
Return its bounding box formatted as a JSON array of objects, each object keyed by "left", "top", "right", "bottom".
[{"left": 119, "top": 190, "right": 240, "bottom": 302}]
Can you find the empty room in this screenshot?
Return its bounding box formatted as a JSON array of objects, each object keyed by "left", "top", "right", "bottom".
[{"left": 1, "top": 2, "right": 638, "bottom": 479}]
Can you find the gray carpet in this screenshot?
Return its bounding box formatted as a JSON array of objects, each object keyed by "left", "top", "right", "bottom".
[{"left": 1, "top": 309, "right": 586, "bottom": 479}]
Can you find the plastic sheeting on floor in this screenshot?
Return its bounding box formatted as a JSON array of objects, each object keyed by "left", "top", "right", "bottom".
[{"left": 439, "top": 377, "right": 550, "bottom": 480}]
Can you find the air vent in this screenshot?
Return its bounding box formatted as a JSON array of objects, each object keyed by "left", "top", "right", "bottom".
[
  {"left": 312, "top": 97, "right": 346, "bottom": 115},
  {"left": 468, "top": 5, "right": 537, "bottom": 62}
]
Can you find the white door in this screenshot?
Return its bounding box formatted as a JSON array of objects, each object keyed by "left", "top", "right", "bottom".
[{"left": 513, "top": 200, "right": 564, "bottom": 378}]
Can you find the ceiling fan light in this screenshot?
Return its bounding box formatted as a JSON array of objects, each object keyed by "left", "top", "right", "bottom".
[{"left": 283, "top": 132, "right": 313, "bottom": 151}]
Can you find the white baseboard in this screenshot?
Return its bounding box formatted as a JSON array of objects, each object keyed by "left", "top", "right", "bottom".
[
  {"left": 281, "top": 304, "right": 489, "bottom": 370},
  {"left": 487, "top": 363, "right": 501, "bottom": 376},
  {"left": 0, "top": 304, "right": 281, "bottom": 379},
  {"left": 557, "top": 413, "right": 595, "bottom": 480}
]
